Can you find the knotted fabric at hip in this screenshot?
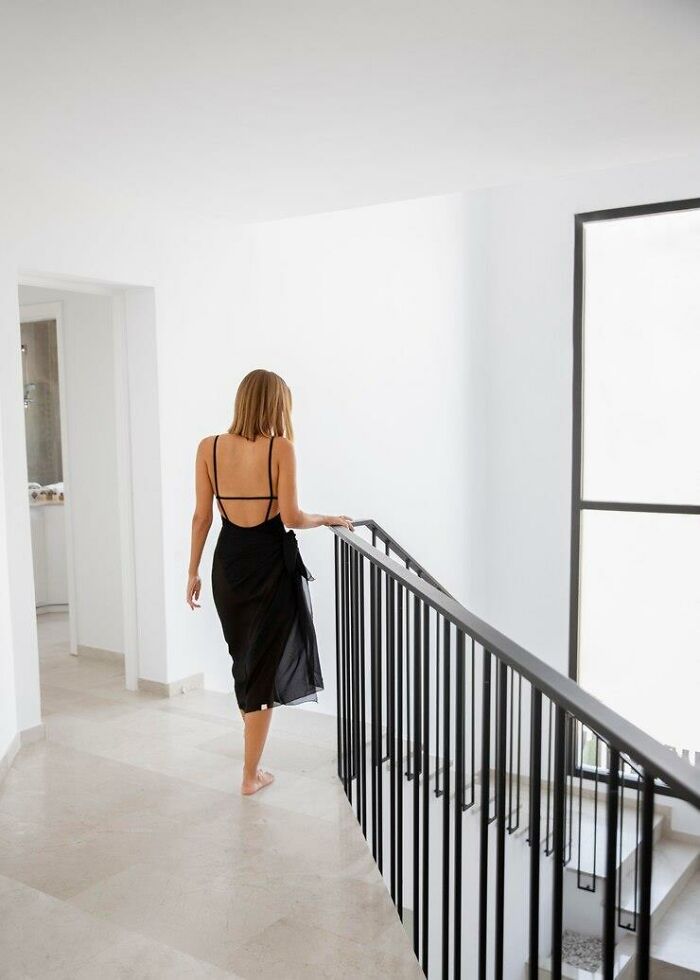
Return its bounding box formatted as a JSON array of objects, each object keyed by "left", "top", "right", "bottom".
[{"left": 282, "top": 529, "right": 315, "bottom": 582}]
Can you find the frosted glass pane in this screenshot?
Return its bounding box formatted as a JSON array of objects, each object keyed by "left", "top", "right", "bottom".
[
  {"left": 582, "top": 209, "right": 700, "bottom": 504},
  {"left": 578, "top": 510, "right": 700, "bottom": 755}
]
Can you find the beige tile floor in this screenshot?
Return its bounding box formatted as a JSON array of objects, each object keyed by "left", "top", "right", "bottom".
[{"left": 0, "top": 612, "right": 422, "bottom": 980}]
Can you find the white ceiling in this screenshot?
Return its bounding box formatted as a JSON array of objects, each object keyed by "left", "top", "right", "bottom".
[{"left": 2, "top": 0, "right": 700, "bottom": 223}]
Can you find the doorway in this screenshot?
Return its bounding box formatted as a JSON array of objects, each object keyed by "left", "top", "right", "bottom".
[{"left": 18, "top": 277, "right": 150, "bottom": 698}]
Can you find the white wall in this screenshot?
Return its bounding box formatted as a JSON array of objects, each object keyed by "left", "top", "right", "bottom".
[
  {"left": 0, "top": 179, "right": 239, "bottom": 742},
  {"left": 176, "top": 193, "right": 488, "bottom": 708},
  {"left": 0, "top": 411, "right": 19, "bottom": 761},
  {"left": 196, "top": 150, "right": 700, "bottom": 707},
  {"left": 0, "top": 263, "right": 42, "bottom": 738},
  {"left": 2, "top": 174, "right": 485, "bottom": 741},
  {"left": 3, "top": 139, "right": 700, "bottom": 765},
  {"left": 19, "top": 286, "right": 124, "bottom": 655}
]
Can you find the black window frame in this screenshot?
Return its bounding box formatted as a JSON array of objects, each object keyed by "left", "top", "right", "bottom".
[{"left": 569, "top": 196, "right": 700, "bottom": 794}]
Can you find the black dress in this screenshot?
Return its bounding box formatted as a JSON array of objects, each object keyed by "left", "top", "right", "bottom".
[{"left": 210, "top": 434, "right": 323, "bottom": 712}]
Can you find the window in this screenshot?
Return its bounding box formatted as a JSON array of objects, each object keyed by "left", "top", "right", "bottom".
[{"left": 570, "top": 200, "right": 700, "bottom": 769}]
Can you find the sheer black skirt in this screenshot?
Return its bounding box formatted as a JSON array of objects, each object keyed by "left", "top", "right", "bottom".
[{"left": 211, "top": 512, "right": 323, "bottom": 712}]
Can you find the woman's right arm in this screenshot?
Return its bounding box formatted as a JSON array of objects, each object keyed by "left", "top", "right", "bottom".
[{"left": 276, "top": 437, "right": 353, "bottom": 531}]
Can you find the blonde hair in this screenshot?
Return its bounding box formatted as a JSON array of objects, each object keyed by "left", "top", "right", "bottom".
[{"left": 228, "top": 369, "right": 294, "bottom": 442}]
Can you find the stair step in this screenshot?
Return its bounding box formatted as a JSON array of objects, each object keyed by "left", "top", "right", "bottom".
[
  {"left": 536, "top": 928, "right": 633, "bottom": 978},
  {"left": 370, "top": 760, "right": 667, "bottom": 873},
  {"left": 617, "top": 838, "right": 700, "bottom": 929},
  {"left": 647, "top": 870, "right": 700, "bottom": 976},
  {"left": 649, "top": 962, "right": 700, "bottom": 979},
  {"left": 567, "top": 803, "right": 665, "bottom": 880}
]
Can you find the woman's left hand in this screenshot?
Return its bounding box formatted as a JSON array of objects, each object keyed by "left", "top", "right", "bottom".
[{"left": 186, "top": 573, "right": 202, "bottom": 609}]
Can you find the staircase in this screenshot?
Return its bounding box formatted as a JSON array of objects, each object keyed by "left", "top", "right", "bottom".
[
  {"left": 619, "top": 866, "right": 700, "bottom": 979},
  {"left": 330, "top": 520, "right": 700, "bottom": 978},
  {"left": 380, "top": 747, "right": 700, "bottom": 978},
  {"left": 540, "top": 823, "right": 700, "bottom": 978}
]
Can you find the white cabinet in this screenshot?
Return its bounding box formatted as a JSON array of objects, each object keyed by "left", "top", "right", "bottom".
[{"left": 29, "top": 502, "right": 68, "bottom": 608}]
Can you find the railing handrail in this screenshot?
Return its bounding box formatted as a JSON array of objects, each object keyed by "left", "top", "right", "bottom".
[
  {"left": 349, "top": 518, "right": 453, "bottom": 596},
  {"left": 330, "top": 523, "right": 700, "bottom": 809}
]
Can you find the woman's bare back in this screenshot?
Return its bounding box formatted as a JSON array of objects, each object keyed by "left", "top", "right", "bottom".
[{"left": 206, "top": 433, "right": 280, "bottom": 528}]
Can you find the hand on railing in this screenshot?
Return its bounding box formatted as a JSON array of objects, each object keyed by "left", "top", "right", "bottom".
[{"left": 323, "top": 514, "right": 354, "bottom": 531}]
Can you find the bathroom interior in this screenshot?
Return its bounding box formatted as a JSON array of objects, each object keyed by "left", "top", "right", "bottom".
[{"left": 22, "top": 313, "right": 68, "bottom": 618}]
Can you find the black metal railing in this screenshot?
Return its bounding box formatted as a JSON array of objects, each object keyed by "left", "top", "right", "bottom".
[{"left": 331, "top": 523, "right": 700, "bottom": 980}]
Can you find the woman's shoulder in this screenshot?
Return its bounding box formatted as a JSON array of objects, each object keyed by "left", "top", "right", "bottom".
[
  {"left": 274, "top": 435, "right": 294, "bottom": 454},
  {"left": 196, "top": 433, "right": 218, "bottom": 454}
]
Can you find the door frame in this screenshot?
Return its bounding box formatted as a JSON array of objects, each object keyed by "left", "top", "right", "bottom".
[{"left": 18, "top": 282, "right": 140, "bottom": 690}]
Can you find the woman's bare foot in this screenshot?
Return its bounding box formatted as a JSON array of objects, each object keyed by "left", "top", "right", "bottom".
[{"left": 241, "top": 768, "right": 275, "bottom": 796}]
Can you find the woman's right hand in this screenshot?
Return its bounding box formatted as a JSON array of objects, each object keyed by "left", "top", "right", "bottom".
[{"left": 324, "top": 515, "right": 354, "bottom": 531}]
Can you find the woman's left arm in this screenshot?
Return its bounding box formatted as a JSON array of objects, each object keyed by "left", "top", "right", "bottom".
[{"left": 187, "top": 437, "right": 214, "bottom": 609}]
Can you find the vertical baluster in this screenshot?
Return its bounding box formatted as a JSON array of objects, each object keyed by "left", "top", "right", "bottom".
[
  {"left": 468, "top": 636, "right": 475, "bottom": 810},
  {"left": 377, "top": 567, "right": 384, "bottom": 874},
  {"left": 592, "top": 735, "right": 600, "bottom": 889},
  {"left": 567, "top": 715, "right": 574, "bottom": 866},
  {"left": 546, "top": 700, "right": 553, "bottom": 855},
  {"left": 406, "top": 577, "right": 412, "bottom": 780},
  {"left": 348, "top": 547, "right": 354, "bottom": 800},
  {"left": 489, "top": 663, "right": 497, "bottom": 824},
  {"left": 442, "top": 619, "right": 451, "bottom": 978},
  {"left": 603, "top": 748, "right": 621, "bottom": 980},
  {"left": 516, "top": 671, "right": 522, "bottom": 831},
  {"left": 478, "top": 648, "right": 492, "bottom": 980},
  {"left": 359, "top": 555, "right": 367, "bottom": 836},
  {"left": 338, "top": 540, "right": 345, "bottom": 789},
  {"left": 388, "top": 576, "right": 396, "bottom": 902},
  {"left": 508, "top": 667, "right": 514, "bottom": 832},
  {"left": 636, "top": 772, "right": 655, "bottom": 980},
  {"left": 421, "top": 605, "right": 430, "bottom": 975},
  {"left": 632, "top": 766, "right": 641, "bottom": 931},
  {"left": 529, "top": 687, "right": 542, "bottom": 980},
  {"left": 413, "top": 596, "right": 422, "bottom": 959},
  {"left": 454, "top": 630, "right": 465, "bottom": 980},
  {"left": 342, "top": 541, "right": 351, "bottom": 797},
  {"left": 349, "top": 543, "right": 356, "bottom": 801},
  {"left": 618, "top": 761, "right": 626, "bottom": 929},
  {"left": 352, "top": 550, "right": 361, "bottom": 819},
  {"left": 495, "top": 660, "right": 508, "bottom": 980},
  {"left": 577, "top": 725, "right": 585, "bottom": 889},
  {"left": 396, "top": 583, "right": 404, "bottom": 919},
  {"left": 369, "top": 562, "right": 377, "bottom": 858},
  {"left": 385, "top": 543, "right": 390, "bottom": 764},
  {"left": 551, "top": 705, "right": 567, "bottom": 978},
  {"left": 435, "top": 612, "right": 441, "bottom": 798},
  {"left": 334, "top": 536, "right": 343, "bottom": 781}
]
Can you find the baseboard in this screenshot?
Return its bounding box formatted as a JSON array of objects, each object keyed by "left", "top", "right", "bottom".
[
  {"left": 137, "top": 672, "right": 204, "bottom": 698},
  {"left": 0, "top": 723, "right": 45, "bottom": 786},
  {"left": 77, "top": 647, "right": 202, "bottom": 699},
  {"left": 0, "top": 732, "right": 21, "bottom": 784},
  {"left": 20, "top": 723, "right": 46, "bottom": 746},
  {"left": 77, "top": 644, "right": 124, "bottom": 664},
  {"left": 37, "top": 603, "right": 69, "bottom": 616}
]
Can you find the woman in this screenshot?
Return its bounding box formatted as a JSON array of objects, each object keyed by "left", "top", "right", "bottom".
[{"left": 186, "top": 369, "right": 353, "bottom": 796}]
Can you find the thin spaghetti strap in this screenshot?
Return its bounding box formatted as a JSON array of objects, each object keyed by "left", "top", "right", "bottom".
[
  {"left": 264, "top": 436, "right": 275, "bottom": 522},
  {"left": 212, "top": 434, "right": 221, "bottom": 498},
  {"left": 213, "top": 434, "right": 228, "bottom": 522},
  {"left": 268, "top": 436, "right": 275, "bottom": 498}
]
